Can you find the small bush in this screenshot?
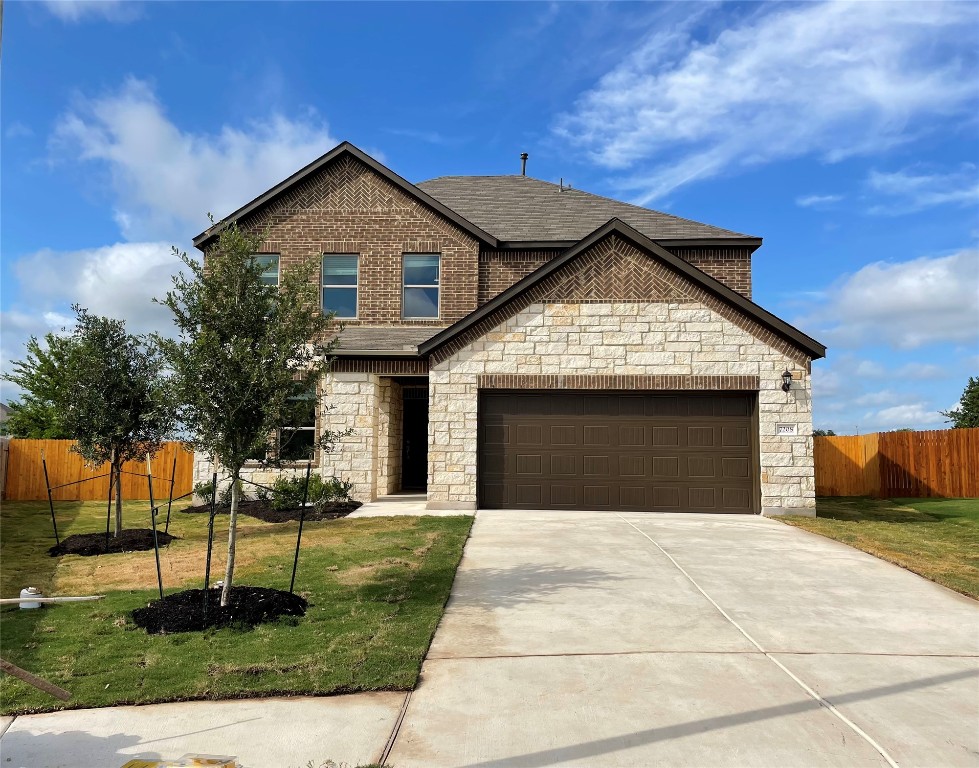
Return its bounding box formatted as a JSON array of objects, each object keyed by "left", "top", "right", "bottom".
[{"left": 271, "top": 474, "right": 353, "bottom": 510}]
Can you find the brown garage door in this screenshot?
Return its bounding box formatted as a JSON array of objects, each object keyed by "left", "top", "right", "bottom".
[{"left": 478, "top": 391, "right": 757, "bottom": 513}]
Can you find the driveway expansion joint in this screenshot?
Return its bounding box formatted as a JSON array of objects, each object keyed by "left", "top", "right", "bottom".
[{"left": 615, "top": 513, "right": 901, "bottom": 768}]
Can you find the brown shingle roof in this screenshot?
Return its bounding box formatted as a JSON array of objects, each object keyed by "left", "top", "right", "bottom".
[
  {"left": 332, "top": 326, "right": 443, "bottom": 355},
  {"left": 417, "top": 175, "right": 756, "bottom": 243}
]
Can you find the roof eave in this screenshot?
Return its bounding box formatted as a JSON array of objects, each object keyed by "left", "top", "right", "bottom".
[
  {"left": 192, "top": 142, "right": 500, "bottom": 250},
  {"left": 420, "top": 219, "right": 824, "bottom": 360}
]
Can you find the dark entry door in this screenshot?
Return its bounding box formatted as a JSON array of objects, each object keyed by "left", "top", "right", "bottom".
[
  {"left": 401, "top": 387, "right": 429, "bottom": 490},
  {"left": 478, "top": 391, "right": 757, "bottom": 513}
]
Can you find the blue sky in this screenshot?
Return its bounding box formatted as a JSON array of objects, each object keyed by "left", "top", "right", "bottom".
[{"left": 2, "top": 0, "right": 977, "bottom": 433}]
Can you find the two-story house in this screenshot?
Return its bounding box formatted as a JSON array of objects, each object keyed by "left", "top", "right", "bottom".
[{"left": 192, "top": 142, "right": 825, "bottom": 516}]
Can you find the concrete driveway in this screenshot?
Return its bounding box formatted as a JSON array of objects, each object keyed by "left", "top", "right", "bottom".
[{"left": 388, "top": 511, "right": 979, "bottom": 767}]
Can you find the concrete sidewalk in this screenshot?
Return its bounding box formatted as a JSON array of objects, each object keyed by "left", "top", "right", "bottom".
[
  {"left": 0, "top": 693, "right": 406, "bottom": 768},
  {"left": 387, "top": 511, "right": 979, "bottom": 767}
]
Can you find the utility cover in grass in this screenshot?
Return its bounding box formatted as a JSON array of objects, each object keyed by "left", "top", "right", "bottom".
[
  {"left": 132, "top": 586, "right": 308, "bottom": 634},
  {"left": 49, "top": 529, "right": 176, "bottom": 557}
]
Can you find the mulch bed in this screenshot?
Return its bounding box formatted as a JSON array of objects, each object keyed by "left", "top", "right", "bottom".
[
  {"left": 49, "top": 529, "right": 176, "bottom": 557},
  {"left": 131, "top": 586, "right": 308, "bottom": 633},
  {"left": 182, "top": 498, "right": 361, "bottom": 523}
]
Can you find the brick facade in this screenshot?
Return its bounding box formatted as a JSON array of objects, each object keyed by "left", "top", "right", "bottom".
[
  {"left": 668, "top": 246, "right": 752, "bottom": 298},
  {"left": 235, "top": 155, "right": 480, "bottom": 325},
  {"left": 477, "top": 245, "right": 752, "bottom": 306}
]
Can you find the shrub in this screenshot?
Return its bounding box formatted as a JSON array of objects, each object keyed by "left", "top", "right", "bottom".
[{"left": 270, "top": 474, "right": 353, "bottom": 510}]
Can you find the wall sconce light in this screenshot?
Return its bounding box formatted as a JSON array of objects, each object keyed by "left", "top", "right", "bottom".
[{"left": 781, "top": 369, "right": 793, "bottom": 392}]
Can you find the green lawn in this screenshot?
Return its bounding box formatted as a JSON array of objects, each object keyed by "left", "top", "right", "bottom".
[
  {"left": 0, "top": 498, "right": 472, "bottom": 715},
  {"left": 780, "top": 497, "right": 979, "bottom": 599}
]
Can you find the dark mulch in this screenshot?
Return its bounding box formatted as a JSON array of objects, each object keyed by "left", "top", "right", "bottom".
[
  {"left": 49, "top": 529, "right": 176, "bottom": 558},
  {"left": 131, "top": 586, "right": 308, "bottom": 634},
  {"left": 182, "top": 498, "right": 361, "bottom": 523}
]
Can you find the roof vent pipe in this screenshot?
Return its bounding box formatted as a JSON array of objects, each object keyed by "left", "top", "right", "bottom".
[{"left": 520, "top": 152, "right": 528, "bottom": 176}]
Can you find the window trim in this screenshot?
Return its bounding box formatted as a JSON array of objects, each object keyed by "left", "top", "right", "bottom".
[
  {"left": 322, "top": 253, "right": 359, "bottom": 319},
  {"left": 252, "top": 253, "right": 280, "bottom": 287},
  {"left": 402, "top": 252, "right": 441, "bottom": 320}
]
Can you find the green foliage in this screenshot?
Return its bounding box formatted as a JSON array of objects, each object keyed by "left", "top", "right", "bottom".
[
  {"left": 2, "top": 333, "right": 79, "bottom": 438},
  {"left": 155, "top": 222, "right": 340, "bottom": 474},
  {"left": 812, "top": 428, "right": 836, "bottom": 436},
  {"left": 270, "top": 474, "right": 353, "bottom": 511},
  {"left": 61, "top": 306, "right": 173, "bottom": 467},
  {"left": 941, "top": 376, "right": 979, "bottom": 428},
  {"left": 155, "top": 220, "right": 342, "bottom": 602}
]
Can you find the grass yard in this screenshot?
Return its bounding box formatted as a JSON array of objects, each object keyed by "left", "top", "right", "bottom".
[
  {"left": 0, "top": 498, "right": 472, "bottom": 715},
  {"left": 780, "top": 497, "right": 979, "bottom": 599}
]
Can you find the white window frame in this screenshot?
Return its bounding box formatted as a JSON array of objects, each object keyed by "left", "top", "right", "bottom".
[
  {"left": 322, "top": 253, "right": 359, "bottom": 319},
  {"left": 402, "top": 253, "right": 441, "bottom": 320}
]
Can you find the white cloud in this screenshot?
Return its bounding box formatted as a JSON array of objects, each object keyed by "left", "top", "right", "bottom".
[
  {"left": 868, "top": 402, "right": 945, "bottom": 429},
  {"left": 796, "top": 194, "right": 843, "bottom": 209},
  {"left": 1, "top": 242, "right": 191, "bottom": 394},
  {"left": 11, "top": 241, "right": 186, "bottom": 337},
  {"left": 5, "top": 121, "right": 34, "bottom": 139},
  {"left": 555, "top": 1, "right": 979, "bottom": 202},
  {"left": 866, "top": 165, "right": 979, "bottom": 215},
  {"left": 51, "top": 78, "right": 336, "bottom": 241},
  {"left": 40, "top": 1, "right": 140, "bottom": 23},
  {"left": 896, "top": 362, "right": 947, "bottom": 380},
  {"left": 804, "top": 249, "right": 979, "bottom": 350}
]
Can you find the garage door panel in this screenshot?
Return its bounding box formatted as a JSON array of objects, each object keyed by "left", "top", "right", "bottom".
[
  {"left": 687, "top": 456, "right": 717, "bottom": 478},
  {"left": 582, "top": 455, "right": 610, "bottom": 475},
  {"left": 583, "top": 485, "right": 610, "bottom": 507},
  {"left": 722, "top": 426, "right": 749, "bottom": 447},
  {"left": 652, "top": 426, "right": 679, "bottom": 446},
  {"left": 722, "top": 457, "right": 750, "bottom": 479},
  {"left": 652, "top": 487, "right": 681, "bottom": 507},
  {"left": 618, "top": 425, "right": 645, "bottom": 446},
  {"left": 550, "top": 454, "right": 577, "bottom": 475},
  {"left": 689, "top": 487, "right": 717, "bottom": 509},
  {"left": 619, "top": 455, "right": 645, "bottom": 477},
  {"left": 479, "top": 392, "right": 756, "bottom": 513},
  {"left": 583, "top": 425, "right": 610, "bottom": 446}
]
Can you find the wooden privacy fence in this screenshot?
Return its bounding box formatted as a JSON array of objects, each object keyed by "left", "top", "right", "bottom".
[
  {"left": 815, "top": 428, "right": 979, "bottom": 498},
  {"left": 2, "top": 440, "right": 194, "bottom": 501}
]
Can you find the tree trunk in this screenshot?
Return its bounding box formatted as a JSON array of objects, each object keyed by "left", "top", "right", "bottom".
[
  {"left": 113, "top": 455, "right": 123, "bottom": 537},
  {"left": 220, "top": 473, "right": 240, "bottom": 607}
]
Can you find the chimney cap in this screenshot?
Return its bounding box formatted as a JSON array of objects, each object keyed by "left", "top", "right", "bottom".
[{"left": 520, "top": 152, "right": 529, "bottom": 175}]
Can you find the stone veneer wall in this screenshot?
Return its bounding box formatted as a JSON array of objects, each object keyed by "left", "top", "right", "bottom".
[
  {"left": 428, "top": 301, "right": 814, "bottom": 513},
  {"left": 378, "top": 378, "right": 403, "bottom": 495},
  {"left": 191, "top": 371, "right": 385, "bottom": 503}
]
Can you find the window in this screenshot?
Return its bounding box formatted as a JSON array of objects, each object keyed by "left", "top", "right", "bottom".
[
  {"left": 403, "top": 254, "right": 440, "bottom": 318},
  {"left": 322, "top": 254, "right": 358, "bottom": 318},
  {"left": 280, "top": 387, "right": 317, "bottom": 462},
  {"left": 252, "top": 254, "right": 279, "bottom": 287}
]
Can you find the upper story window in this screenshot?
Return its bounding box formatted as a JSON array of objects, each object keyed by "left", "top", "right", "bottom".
[
  {"left": 322, "top": 254, "right": 359, "bottom": 319},
  {"left": 252, "top": 254, "right": 279, "bottom": 287},
  {"left": 403, "top": 254, "right": 440, "bottom": 319}
]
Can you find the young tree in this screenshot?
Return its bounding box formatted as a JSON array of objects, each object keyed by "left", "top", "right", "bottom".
[
  {"left": 3, "top": 333, "right": 79, "bottom": 438},
  {"left": 941, "top": 376, "right": 979, "bottom": 428},
  {"left": 156, "top": 222, "right": 340, "bottom": 606},
  {"left": 62, "top": 307, "right": 173, "bottom": 536}
]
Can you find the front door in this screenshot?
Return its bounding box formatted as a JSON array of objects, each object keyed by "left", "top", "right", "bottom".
[{"left": 401, "top": 387, "right": 429, "bottom": 490}]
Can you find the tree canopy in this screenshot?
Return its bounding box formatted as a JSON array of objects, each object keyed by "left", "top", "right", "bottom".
[
  {"left": 941, "top": 376, "right": 979, "bottom": 429},
  {"left": 2, "top": 333, "right": 78, "bottom": 439},
  {"left": 156, "top": 222, "right": 341, "bottom": 605}
]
